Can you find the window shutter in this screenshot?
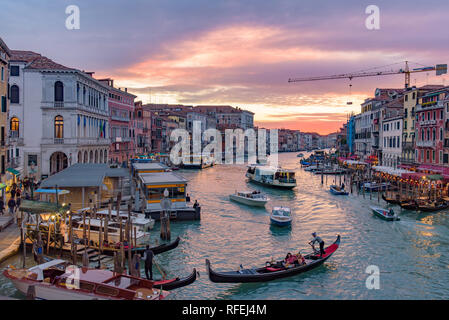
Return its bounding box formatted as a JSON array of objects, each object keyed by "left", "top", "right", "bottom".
[{"left": 1, "top": 96, "right": 6, "bottom": 112}]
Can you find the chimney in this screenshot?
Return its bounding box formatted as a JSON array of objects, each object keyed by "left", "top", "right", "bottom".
[{"left": 125, "top": 88, "right": 128, "bottom": 93}]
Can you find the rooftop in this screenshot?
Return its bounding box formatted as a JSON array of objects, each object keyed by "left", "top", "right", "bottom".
[
  {"left": 138, "top": 172, "right": 188, "bottom": 185},
  {"left": 40, "top": 164, "right": 130, "bottom": 188}
]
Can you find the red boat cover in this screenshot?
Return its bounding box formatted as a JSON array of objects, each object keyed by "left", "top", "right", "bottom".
[{"left": 266, "top": 267, "right": 282, "bottom": 272}]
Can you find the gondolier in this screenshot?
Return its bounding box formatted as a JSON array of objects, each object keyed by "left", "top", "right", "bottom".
[
  {"left": 310, "top": 232, "right": 325, "bottom": 257},
  {"left": 143, "top": 245, "right": 154, "bottom": 280}
]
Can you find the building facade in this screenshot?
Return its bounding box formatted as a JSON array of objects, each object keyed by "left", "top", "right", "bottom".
[
  {"left": 8, "top": 50, "right": 110, "bottom": 179},
  {"left": 0, "top": 37, "right": 10, "bottom": 181},
  {"left": 415, "top": 88, "right": 448, "bottom": 165},
  {"left": 98, "top": 79, "right": 136, "bottom": 165},
  {"left": 382, "top": 110, "right": 403, "bottom": 167}
]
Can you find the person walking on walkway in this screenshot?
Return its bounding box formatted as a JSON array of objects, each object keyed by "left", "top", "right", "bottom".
[{"left": 0, "top": 198, "right": 4, "bottom": 216}]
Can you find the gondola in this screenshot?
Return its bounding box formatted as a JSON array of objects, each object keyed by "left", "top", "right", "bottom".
[
  {"left": 330, "top": 185, "right": 348, "bottom": 195},
  {"left": 418, "top": 201, "right": 449, "bottom": 212},
  {"left": 205, "top": 235, "right": 340, "bottom": 283},
  {"left": 381, "top": 193, "right": 400, "bottom": 205},
  {"left": 129, "top": 236, "right": 181, "bottom": 255},
  {"left": 152, "top": 269, "right": 197, "bottom": 290},
  {"left": 370, "top": 207, "right": 400, "bottom": 221},
  {"left": 399, "top": 200, "right": 418, "bottom": 210},
  {"left": 96, "top": 236, "right": 181, "bottom": 257}
]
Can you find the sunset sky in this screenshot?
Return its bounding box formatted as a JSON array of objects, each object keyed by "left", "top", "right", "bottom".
[{"left": 2, "top": 0, "right": 449, "bottom": 134}]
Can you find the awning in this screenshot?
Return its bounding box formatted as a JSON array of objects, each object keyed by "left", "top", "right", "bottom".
[
  {"left": 426, "top": 174, "right": 443, "bottom": 181},
  {"left": 19, "top": 200, "right": 69, "bottom": 214},
  {"left": 6, "top": 168, "right": 20, "bottom": 176},
  {"left": 34, "top": 188, "right": 70, "bottom": 195}
]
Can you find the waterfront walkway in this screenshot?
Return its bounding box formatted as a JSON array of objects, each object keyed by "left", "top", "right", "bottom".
[{"left": 0, "top": 221, "right": 20, "bottom": 263}]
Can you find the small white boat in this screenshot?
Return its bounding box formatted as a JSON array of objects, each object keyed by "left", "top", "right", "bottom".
[
  {"left": 229, "top": 191, "right": 268, "bottom": 207},
  {"left": 70, "top": 217, "right": 150, "bottom": 245},
  {"left": 96, "top": 209, "right": 155, "bottom": 232},
  {"left": 370, "top": 206, "right": 400, "bottom": 221},
  {"left": 270, "top": 207, "right": 292, "bottom": 227}
]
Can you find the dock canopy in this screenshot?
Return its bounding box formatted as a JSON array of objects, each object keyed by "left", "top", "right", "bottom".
[
  {"left": 40, "top": 164, "right": 129, "bottom": 188},
  {"left": 34, "top": 188, "right": 70, "bottom": 195},
  {"left": 132, "top": 162, "right": 168, "bottom": 174},
  {"left": 19, "top": 200, "right": 69, "bottom": 214},
  {"left": 6, "top": 168, "right": 20, "bottom": 176},
  {"left": 139, "top": 172, "right": 187, "bottom": 186}
]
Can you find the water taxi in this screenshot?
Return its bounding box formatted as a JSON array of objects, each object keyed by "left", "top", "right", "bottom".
[
  {"left": 270, "top": 207, "right": 292, "bottom": 227},
  {"left": 246, "top": 165, "right": 296, "bottom": 189},
  {"left": 181, "top": 154, "right": 215, "bottom": 169},
  {"left": 3, "top": 259, "right": 168, "bottom": 300},
  {"left": 229, "top": 190, "right": 268, "bottom": 207}
]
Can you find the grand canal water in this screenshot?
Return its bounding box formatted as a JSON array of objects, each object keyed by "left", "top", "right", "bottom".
[{"left": 1, "top": 152, "right": 449, "bottom": 299}]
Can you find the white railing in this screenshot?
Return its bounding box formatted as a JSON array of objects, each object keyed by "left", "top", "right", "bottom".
[
  {"left": 416, "top": 140, "right": 435, "bottom": 147},
  {"left": 419, "top": 120, "right": 437, "bottom": 126}
]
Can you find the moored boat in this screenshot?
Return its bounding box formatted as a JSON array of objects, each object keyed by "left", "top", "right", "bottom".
[
  {"left": 3, "top": 260, "right": 169, "bottom": 300},
  {"left": 330, "top": 185, "right": 348, "bottom": 195},
  {"left": 246, "top": 165, "right": 296, "bottom": 189},
  {"left": 382, "top": 193, "right": 401, "bottom": 205},
  {"left": 399, "top": 199, "right": 418, "bottom": 210},
  {"left": 229, "top": 191, "right": 268, "bottom": 207},
  {"left": 370, "top": 206, "right": 400, "bottom": 221},
  {"left": 417, "top": 200, "right": 449, "bottom": 212},
  {"left": 270, "top": 207, "right": 292, "bottom": 226},
  {"left": 205, "top": 235, "right": 340, "bottom": 283}
]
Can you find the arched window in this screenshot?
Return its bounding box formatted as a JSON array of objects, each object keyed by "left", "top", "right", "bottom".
[
  {"left": 84, "top": 151, "right": 88, "bottom": 163},
  {"left": 94, "top": 150, "right": 98, "bottom": 163},
  {"left": 10, "top": 117, "right": 19, "bottom": 137},
  {"left": 89, "top": 150, "right": 93, "bottom": 163},
  {"left": 10, "top": 85, "right": 19, "bottom": 104},
  {"left": 104, "top": 150, "right": 108, "bottom": 163},
  {"left": 55, "top": 81, "right": 64, "bottom": 102},
  {"left": 54, "top": 116, "right": 64, "bottom": 139},
  {"left": 78, "top": 151, "right": 82, "bottom": 163},
  {"left": 99, "top": 150, "right": 103, "bottom": 163}
]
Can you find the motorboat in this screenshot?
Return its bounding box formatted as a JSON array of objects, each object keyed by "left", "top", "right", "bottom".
[
  {"left": 229, "top": 191, "right": 268, "bottom": 207},
  {"left": 270, "top": 207, "right": 292, "bottom": 227},
  {"left": 3, "top": 260, "right": 169, "bottom": 300},
  {"left": 246, "top": 165, "right": 296, "bottom": 189}
]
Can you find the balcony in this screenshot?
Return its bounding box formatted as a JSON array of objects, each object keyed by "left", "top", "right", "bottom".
[
  {"left": 42, "top": 137, "right": 111, "bottom": 146},
  {"left": 416, "top": 140, "right": 435, "bottom": 147},
  {"left": 54, "top": 101, "right": 64, "bottom": 108},
  {"left": 402, "top": 141, "right": 414, "bottom": 150},
  {"left": 111, "top": 115, "right": 130, "bottom": 122},
  {"left": 419, "top": 120, "right": 437, "bottom": 126}
]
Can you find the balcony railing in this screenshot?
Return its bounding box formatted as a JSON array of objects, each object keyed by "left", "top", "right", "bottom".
[
  {"left": 419, "top": 120, "right": 437, "bottom": 126},
  {"left": 54, "top": 101, "right": 64, "bottom": 108},
  {"left": 416, "top": 140, "right": 435, "bottom": 147},
  {"left": 54, "top": 138, "right": 64, "bottom": 144}
]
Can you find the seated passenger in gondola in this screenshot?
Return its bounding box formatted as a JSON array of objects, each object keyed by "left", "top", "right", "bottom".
[
  {"left": 296, "top": 251, "right": 306, "bottom": 266},
  {"left": 388, "top": 209, "right": 395, "bottom": 216}
]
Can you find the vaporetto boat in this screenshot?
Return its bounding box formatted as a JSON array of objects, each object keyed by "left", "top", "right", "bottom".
[
  {"left": 229, "top": 191, "right": 268, "bottom": 207},
  {"left": 246, "top": 165, "right": 296, "bottom": 189}
]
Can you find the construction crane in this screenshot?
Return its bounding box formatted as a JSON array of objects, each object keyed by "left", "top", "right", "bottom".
[{"left": 288, "top": 61, "right": 447, "bottom": 89}]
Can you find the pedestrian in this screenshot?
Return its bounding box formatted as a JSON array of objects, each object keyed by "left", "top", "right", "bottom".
[
  {"left": 16, "top": 196, "right": 21, "bottom": 211},
  {"left": 8, "top": 198, "right": 16, "bottom": 216},
  {"left": 193, "top": 200, "right": 199, "bottom": 208},
  {"left": 142, "top": 245, "right": 154, "bottom": 280},
  {"left": 16, "top": 188, "right": 21, "bottom": 199},
  {"left": 10, "top": 188, "right": 16, "bottom": 199},
  {"left": 0, "top": 198, "right": 4, "bottom": 215}
]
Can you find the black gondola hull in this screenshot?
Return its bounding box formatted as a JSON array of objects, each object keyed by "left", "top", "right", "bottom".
[
  {"left": 206, "top": 235, "right": 340, "bottom": 283},
  {"left": 153, "top": 268, "right": 197, "bottom": 290}
]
